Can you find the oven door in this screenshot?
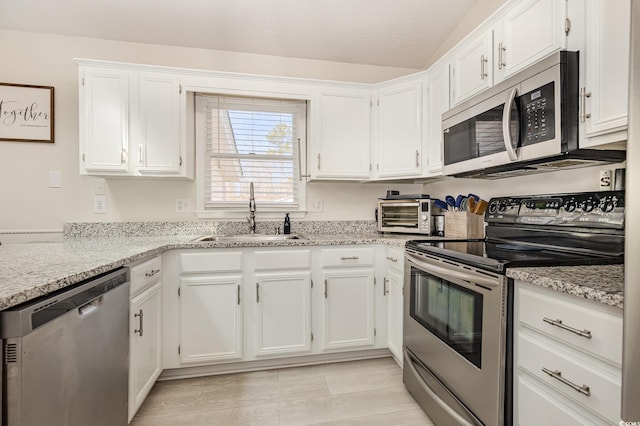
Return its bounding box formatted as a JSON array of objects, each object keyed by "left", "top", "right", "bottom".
[{"left": 404, "top": 250, "right": 508, "bottom": 426}]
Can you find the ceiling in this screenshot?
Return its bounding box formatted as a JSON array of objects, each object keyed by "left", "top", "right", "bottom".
[{"left": 0, "top": 0, "right": 478, "bottom": 69}]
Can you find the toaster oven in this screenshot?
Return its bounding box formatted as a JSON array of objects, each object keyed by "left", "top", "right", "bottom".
[{"left": 377, "top": 198, "right": 433, "bottom": 234}]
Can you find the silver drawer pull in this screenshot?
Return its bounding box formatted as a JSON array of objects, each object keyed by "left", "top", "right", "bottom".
[
  {"left": 542, "top": 367, "right": 591, "bottom": 397},
  {"left": 385, "top": 256, "right": 398, "bottom": 262},
  {"left": 145, "top": 269, "right": 160, "bottom": 278},
  {"left": 543, "top": 317, "right": 592, "bottom": 339},
  {"left": 340, "top": 256, "right": 359, "bottom": 260}
]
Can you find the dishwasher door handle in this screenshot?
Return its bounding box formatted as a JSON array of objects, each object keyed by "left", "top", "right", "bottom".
[{"left": 78, "top": 296, "right": 103, "bottom": 316}]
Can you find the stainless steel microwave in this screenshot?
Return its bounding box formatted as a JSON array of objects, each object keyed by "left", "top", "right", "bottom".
[
  {"left": 441, "top": 51, "right": 625, "bottom": 179},
  {"left": 377, "top": 198, "right": 433, "bottom": 234}
]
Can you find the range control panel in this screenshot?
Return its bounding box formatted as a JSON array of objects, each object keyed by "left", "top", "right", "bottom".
[{"left": 485, "top": 191, "right": 625, "bottom": 228}]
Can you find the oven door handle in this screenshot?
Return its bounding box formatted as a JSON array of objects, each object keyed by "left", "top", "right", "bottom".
[{"left": 407, "top": 254, "right": 499, "bottom": 289}]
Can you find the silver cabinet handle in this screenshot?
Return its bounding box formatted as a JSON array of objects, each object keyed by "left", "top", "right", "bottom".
[
  {"left": 134, "top": 309, "right": 144, "bottom": 336},
  {"left": 543, "top": 317, "right": 592, "bottom": 339},
  {"left": 542, "top": 367, "right": 591, "bottom": 397},
  {"left": 256, "top": 283, "right": 260, "bottom": 303},
  {"left": 237, "top": 285, "right": 241, "bottom": 305},
  {"left": 480, "top": 54, "right": 488, "bottom": 80},
  {"left": 383, "top": 277, "right": 389, "bottom": 296},
  {"left": 386, "top": 256, "right": 398, "bottom": 262},
  {"left": 498, "top": 42, "right": 506, "bottom": 70},
  {"left": 580, "top": 87, "right": 592, "bottom": 123},
  {"left": 298, "top": 138, "right": 310, "bottom": 180},
  {"left": 317, "top": 153, "right": 321, "bottom": 170},
  {"left": 340, "top": 256, "right": 359, "bottom": 260},
  {"left": 138, "top": 144, "right": 144, "bottom": 165},
  {"left": 121, "top": 148, "right": 127, "bottom": 164},
  {"left": 145, "top": 269, "right": 160, "bottom": 278},
  {"left": 415, "top": 150, "right": 420, "bottom": 167},
  {"left": 324, "top": 279, "right": 328, "bottom": 298},
  {"left": 502, "top": 87, "right": 519, "bottom": 161}
]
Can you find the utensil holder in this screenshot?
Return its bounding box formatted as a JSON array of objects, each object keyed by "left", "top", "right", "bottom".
[{"left": 444, "top": 211, "right": 484, "bottom": 239}]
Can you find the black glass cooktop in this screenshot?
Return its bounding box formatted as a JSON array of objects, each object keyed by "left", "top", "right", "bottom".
[{"left": 405, "top": 239, "right": 624, "bottom": 274}]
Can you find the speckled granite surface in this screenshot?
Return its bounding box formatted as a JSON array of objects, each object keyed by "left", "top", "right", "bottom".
[
  {"left": 0, "top": 232, "right": 409, "bottom": 310},
  {"left": 507, "top": 265, "right": 624, "bottom": 308}
]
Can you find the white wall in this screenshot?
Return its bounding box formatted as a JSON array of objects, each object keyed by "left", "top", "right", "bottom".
[
  {"left": 422, "top": 162, "right": 627, "bottom": 202},
  {"left": 0, "top": 30, "right": 420, "bottom": 231}
]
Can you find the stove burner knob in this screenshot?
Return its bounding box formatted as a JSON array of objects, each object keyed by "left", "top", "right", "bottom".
[
  {"left": 600, "top": 200, "right": 615, "bottom": 213},
  {"left": 563, "top": 200, "right": 577, "bottom": 212},
  {"left": 498, "top": 203, "right": 507, "bottom": 212},
  {"left": 488, "top": 202, "right": 499, "bottom": 214},
  {"left": 582, "top": 199, "right": 595, "bottom": 213}
]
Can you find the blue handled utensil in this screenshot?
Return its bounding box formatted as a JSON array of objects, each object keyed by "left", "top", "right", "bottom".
[
  {"left": 455, "top": 194, "right": 465, "bottom": 210},
  {"left": 445, "top": 195, "right": 456, "bottom": 210},
  {"left": 433, "top": 198, "right": 449, "bottom": 210},
  {"left": 467, "top": 193, "right": 480, "bottom": 201}
]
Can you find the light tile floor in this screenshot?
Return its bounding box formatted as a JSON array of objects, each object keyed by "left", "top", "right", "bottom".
[{"left": 132, "top": 357, "right": 434, "bottom": 425}]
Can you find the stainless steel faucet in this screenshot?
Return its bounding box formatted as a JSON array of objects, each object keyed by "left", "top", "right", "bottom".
[{"left": 247, "top": 182, "right": 256, "bottom": 234}]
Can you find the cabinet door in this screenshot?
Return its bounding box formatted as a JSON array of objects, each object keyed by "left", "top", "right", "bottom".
[
  {"left": 312, "top": 90, "right": 371, "bottom": 179},
  {"left": 494, "top": 0, "right": 566, "bottom": 82},
  {"left": 423, "top": 64, "right": 449, "bottom": 176},
  {"left": 179, "top": 275, "right": 243, "bottom": 364},
  {"left": 255, "top": 272, "right": 312, "bottom": 356},
  {"left": 129, "top": 282, "right": 162, "bottom": 422},
  {"left": 136, "top": 72, "right": 183, "bottom": 174},
  {"left": 386, "top": 268, "right": 404, "bottom": 365},
  {"left": 449, "top": 29, "right": 493, "bottom": 107},
  {"left": 80, "top": 67, "right": 129, "bottom": 173},
  {"left": 376, "top": 81, "right": 422, "bottom": 178},
  {"left": 581, "top": 0, "right": 630, "bottom": 146},
  {"left": 321, "top": 269, "right": 375, "bottom": 350}
]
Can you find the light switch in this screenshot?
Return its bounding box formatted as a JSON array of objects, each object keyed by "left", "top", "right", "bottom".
[
  {"left": 48, "top": 170, "right": 61, "bottom": 188},
  {"left": 94, "top": 179, "right": 106, "bottom": 195}
]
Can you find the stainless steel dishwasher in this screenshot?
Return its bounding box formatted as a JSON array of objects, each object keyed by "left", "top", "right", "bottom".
[{"left": 1, "top": 268, "right": 129, "bottom": 426}]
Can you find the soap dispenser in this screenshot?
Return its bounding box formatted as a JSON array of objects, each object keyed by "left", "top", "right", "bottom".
[{"left": 283, "top": 213, "right": 291, "bottom": 234}]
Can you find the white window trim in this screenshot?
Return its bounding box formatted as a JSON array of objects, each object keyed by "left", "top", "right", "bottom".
[{"left": 195, "top": 93, "right": 307, "bottom": 220}]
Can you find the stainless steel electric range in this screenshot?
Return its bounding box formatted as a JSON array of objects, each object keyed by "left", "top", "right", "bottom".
[{"left": 402, "top": 190, "right": 625, "bottom": 426}]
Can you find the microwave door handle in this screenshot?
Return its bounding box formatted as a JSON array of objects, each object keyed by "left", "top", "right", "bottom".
[{"left": 502, "top": 87, "right": 519, "bottom": 161}]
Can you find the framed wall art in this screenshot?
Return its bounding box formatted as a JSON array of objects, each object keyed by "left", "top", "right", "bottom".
[{"left": 0, "top": 82, "right": 54, "bottom": 143}]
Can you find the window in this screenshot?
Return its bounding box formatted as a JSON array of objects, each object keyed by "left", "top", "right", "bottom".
[{"left": 196, "top": 94, "right": 307, "bottom": 217}]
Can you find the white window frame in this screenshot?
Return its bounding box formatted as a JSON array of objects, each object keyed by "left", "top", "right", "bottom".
[{"left": 195, "top": 93, "right": 307, "bottom": 220}]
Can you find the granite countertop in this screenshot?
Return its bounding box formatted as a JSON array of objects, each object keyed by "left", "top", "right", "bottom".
[
  {"left": 0, "top": 233, "right": 413, "bottom": 311},
  {"left": 507, "top": 265, "right": 624, "bottom": 309}
]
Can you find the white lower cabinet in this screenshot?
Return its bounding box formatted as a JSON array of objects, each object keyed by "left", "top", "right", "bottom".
[
  {"left": 321, "top": 269, "right": 375, "bottom": 350},
  {"left": 515, "top": 280, "right": 623, "bottom": 425},
  {"left": 179, "top": 274, "right": 243, "bottom": 363},
  {"left": 255, "top": 272, "right": 312, "bottom": 356},
  {"left": 128, "top": 256, "right": 163, "bottom": 423},
  {"left": 384, "top": 247, "right": 404, "bottom": 366}
]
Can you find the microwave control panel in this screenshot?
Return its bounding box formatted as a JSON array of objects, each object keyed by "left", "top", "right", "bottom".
[{"left": 521, "top": 82, "right": 556, "bottom": 146}]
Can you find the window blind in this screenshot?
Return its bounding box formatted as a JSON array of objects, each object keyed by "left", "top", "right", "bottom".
[{"left": 198, "top": 94, "right": 306, "bottom": 210}]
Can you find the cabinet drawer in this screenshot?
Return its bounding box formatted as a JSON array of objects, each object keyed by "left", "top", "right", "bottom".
[
  {"left": 518, "top": 285, "right": 622, "bottom": 364},
  {"left": 254, "top": 249, "right": 311, "bottom": 270},
  {"left": 322, "top": 247, "right": 375, "bottom": 267},
  {"left": 518, "top": 332, "right": 621, "bottom": 423},
  {"left": 385, "top": 247, "right": 404, "bottom": 271},
  {"left": 130, "top": 255, "right": 162, "bottom": 296},
  {"left": 180, "top": 251, "right": 243, "bottom": 273}
]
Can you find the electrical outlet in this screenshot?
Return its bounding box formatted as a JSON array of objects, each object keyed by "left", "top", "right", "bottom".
[
  {"left": 94, "top": 195, "right": 107, "bottom": 214},
  {"left": 175, "top": 198, "right": 192, "bottom": 213},
  {"left": 308, "top": 199, "right": 324, "bottom": 213}
]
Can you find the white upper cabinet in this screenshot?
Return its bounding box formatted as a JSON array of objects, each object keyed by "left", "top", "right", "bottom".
[
  {"left": 579, "top": 0, "right": 630, "bottom": 147},
  {"left": 310, "top": 89, "right": 371, "bottom": 180},
  {"left": 78, "top": 61, "right": 193, "bottom": 179},
  {"left": 79, "top": 67, "right": 130, "bottom": 173},
  {"left": 374, "top": 79, "right": 423, "bottom": 178},
  {"left": 493, "top": 0, "right": 567, "bottom": 83},
  {"left": 449, "top": 29, "right": 493, "bottom": 107},
  {"left": 423, "top": 62, "right": 449, "bottom": 177},
  {"left": 135, "top": 72, "right": 184, "bottom": 175}
]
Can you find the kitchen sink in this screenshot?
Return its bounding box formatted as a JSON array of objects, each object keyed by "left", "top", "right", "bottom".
[{"left": 193, "top": 234, "right": 305, "bottom": 242}]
